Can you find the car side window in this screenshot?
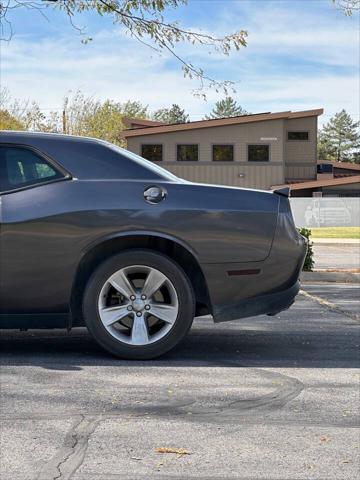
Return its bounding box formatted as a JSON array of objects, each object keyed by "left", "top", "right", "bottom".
[{"left": 0, "top": 146, "right": 64, "bottom": 193}]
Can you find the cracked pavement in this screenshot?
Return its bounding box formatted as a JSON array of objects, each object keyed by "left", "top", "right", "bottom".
[{"left": 0, "top": 283, "right": 359, "bottom": 480}]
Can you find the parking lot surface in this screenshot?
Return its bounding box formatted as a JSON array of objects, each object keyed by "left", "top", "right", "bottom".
[{"left": 0, "top": 283, "right": 359, "bottom": 480}]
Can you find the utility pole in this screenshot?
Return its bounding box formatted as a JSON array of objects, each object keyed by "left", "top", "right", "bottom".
[{"left": 62, "top": 110, "right": 66, "bottom": 134}]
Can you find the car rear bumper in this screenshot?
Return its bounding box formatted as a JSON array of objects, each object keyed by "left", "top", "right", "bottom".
[{"left": 212, "top": 280, "right": 300, "bottom": 323}]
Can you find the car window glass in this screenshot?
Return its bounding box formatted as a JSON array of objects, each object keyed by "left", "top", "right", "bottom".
[
  {"left": 103, "top": 142, "right": 180, "bottom": 181},
  {"left": 0, "top": 146, "right": 63, "bottom": 192}
]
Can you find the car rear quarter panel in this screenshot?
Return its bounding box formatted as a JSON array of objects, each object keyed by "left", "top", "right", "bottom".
[
  {"left": 202, "top": 196, "right": 306, "bottom": 321},
  {"left": 0, "top": 179, "right": 279, "bottom": 313}
]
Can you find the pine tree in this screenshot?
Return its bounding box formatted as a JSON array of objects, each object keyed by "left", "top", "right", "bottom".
[
  {"left": 153, "top": 104, "right": 189, "bottom": 124},
  {"left": 205, "top": 97, "right": 249, "bottom": 119},
  {"left": 318, "top": 110, "right": 360, "bottom": 163}
]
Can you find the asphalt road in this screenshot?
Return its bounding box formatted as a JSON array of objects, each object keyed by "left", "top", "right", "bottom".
[{"left": 0, "top": 283, "right": 359, "bottom": 480}]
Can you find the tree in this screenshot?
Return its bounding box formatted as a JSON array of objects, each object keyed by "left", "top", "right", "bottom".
[
  {"left": 317, "top": 130, "right": 333, "bottom": 161},
  {"left": 153, "top": 104, "right": 189, "bottom": 124},
  {"left": 1, "top": 87, "right": 148, "bottom": 143},
  {"left": 0, "top": 87, "right": 59, "bottom": 132},
  {"left": 62, "top": 91, "right": 124, "bottom": 145},
  {"left": 119, "top": 100, "right": 149, "bottom": 119},
  {"left": 22, "top": 102, "right": 61, "bottom": 132},
  {"left": 83, "top": 100, "right": 125, "bottom": 144},
  {"left": 0, "top": 110, "right": 25, "bottom": 130},
  {"left": 318, "top": 110, "right": 360, "bottom": 163},
  {"left": 332, "top": 0, "right": 360, "bottom": 15},
  {"left": 205, "top": 97, "right": 249, "bottom": 119},
  {"left": 0, "top": 1, "right": 248, "bottom": 98}
]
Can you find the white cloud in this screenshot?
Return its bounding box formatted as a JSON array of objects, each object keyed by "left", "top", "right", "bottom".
[
  {"left": 1, "top": 32, "right": 207, "bottom": 115},
  {"left": 236, "top": 75, "right": 359, "bottom": 125},
  {"left": 181, "top": 2, "right": 359, "bottom": 68}
]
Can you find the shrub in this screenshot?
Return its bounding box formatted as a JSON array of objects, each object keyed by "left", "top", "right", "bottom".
[{"left": 298, "top": 228, "right": 314, "bottom": 271}]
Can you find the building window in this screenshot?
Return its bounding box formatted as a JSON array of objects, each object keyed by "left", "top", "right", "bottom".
[
  {"left": 212, "top": 145, "right": 234, "bottom": 162},
  {"left": 317, "top": 163, "right": 333, "bottom": 174},
  {"left": 141, "top": 144, "right": 163, "bottom": 162},
  {"left": 248, "top": 144, "right": 270, "bottom": 162},
  {"left": 287, "top": 131, "right": 309, "bottom": 141},
  {"left": 177, "top": 144, "right": 198, "bottom": 161}
]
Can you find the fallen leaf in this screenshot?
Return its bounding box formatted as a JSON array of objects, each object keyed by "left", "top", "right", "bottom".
[
  {"left": 155, "top": 447, "right": 191, "bottom": 457},
  {"left": 320, "top": 435, "right": 331, "bottom": 444}
]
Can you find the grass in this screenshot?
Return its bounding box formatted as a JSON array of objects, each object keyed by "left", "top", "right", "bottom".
[{"left": 310, "top": 227, "right": 360, "bottom": 239}]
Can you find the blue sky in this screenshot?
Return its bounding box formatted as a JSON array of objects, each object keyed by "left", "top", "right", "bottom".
[{"left": 1, "top": 0, "right": 359, "bottom": 125}]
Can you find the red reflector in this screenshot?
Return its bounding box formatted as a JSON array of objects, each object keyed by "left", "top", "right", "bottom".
[{"left": 227, "top": 269, "right": 261, "bottom": 276}]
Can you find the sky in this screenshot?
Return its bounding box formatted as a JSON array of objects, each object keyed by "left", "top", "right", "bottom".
[{"left": 0, "top": 0, "right": 359, "bottom": 125}]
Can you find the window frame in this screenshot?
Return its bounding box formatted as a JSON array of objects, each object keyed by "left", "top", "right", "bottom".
[
  {"left": 287, "top": 131, "right": 310, "bottom": 141},
  {"left": 141, "top": 143, "right": 163, "bottom": 162},
  {"left": 212, "top": 144, "right": 235, "bottom": 162},
  {"left": 247, "top": 143, "right": 271, "bottom": 163},
  {"left": 0, "top": 143, "right": 72, "bottom": 196},
  {"left": 176, "top": 144, "right": 199, "bottom": 162}
]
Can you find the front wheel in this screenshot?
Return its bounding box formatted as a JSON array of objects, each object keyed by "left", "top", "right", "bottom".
[{"left": 83, "top": 250, "right": 195, "bottom": 359}]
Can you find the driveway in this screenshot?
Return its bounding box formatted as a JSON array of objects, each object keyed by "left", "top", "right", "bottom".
[{"left": 0, "top": 283, "right": 359, "bottom": 480}]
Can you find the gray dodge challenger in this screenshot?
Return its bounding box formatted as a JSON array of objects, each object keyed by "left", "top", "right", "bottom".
[{"left": 0, "top": 131, "right": 306, "bottom": 359}]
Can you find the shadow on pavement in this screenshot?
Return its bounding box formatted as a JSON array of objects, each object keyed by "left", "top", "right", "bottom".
[{"left": 1, "top": 314, "right": 358, "bottom": 370}]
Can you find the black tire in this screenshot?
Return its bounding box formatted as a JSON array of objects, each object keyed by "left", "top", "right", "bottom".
[{"left": 82, "top": 249, "right": 195, "bottom": 359}]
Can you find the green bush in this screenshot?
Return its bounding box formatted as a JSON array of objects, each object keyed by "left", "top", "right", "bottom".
[{"left": 298, "top": 228, "right": 314, "bottom": 271}]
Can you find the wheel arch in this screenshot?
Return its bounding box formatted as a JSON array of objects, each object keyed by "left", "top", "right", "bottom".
[{"left": 70, "top": 232, "right": 212, "bottom": 326}]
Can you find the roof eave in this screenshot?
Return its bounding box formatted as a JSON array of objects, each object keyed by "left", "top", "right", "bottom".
[
  {"left": 272, "top": 175, "right": 360, "bottom": 190},
  {"left": 123, "top": 108, "right": 324, "bottom": 138}
]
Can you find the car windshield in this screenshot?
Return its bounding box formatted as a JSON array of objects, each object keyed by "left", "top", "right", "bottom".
[{"left": 103, "top": 141, "right": 181, "bottom": 182}]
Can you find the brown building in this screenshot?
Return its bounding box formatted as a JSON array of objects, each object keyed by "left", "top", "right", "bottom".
[
  {"left": 272, "top": 161, "right": 360, "bottom": 197},
  {"left": 123, "top": 108, "right": 359, "bottom": 196}
]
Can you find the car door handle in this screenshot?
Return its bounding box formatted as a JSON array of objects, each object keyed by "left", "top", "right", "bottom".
[{"left": 144, "top": 185, "right": 167, "bottom": 204}]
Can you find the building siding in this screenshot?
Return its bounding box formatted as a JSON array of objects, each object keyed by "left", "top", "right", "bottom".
[
  {"left": 284, "top": 116, "right": 317, "bottom": 181},
  {"left": 285, "top": 165, "right": 317, "bottom": 181},
  {"left": 162, "top": 163, "right": 284, "bottom": 189},
  {"left": 127, "top": 119, "right": 286, "bottom": 189},
  {"left": 126, "top": 114, "right": 320, "bottom": 189}
]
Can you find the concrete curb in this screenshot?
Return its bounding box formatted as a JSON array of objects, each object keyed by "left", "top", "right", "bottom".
[
  {"left": 312, "top": 238, "right": 360, "bottom": 245},
  {"left": 301, "top": 271, "right": 360, "bottom": 283}
]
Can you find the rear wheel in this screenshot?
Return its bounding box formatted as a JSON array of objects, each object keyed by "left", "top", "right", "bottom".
[{"left": 83, "top": 250, "right": 195, "bottom": 359}]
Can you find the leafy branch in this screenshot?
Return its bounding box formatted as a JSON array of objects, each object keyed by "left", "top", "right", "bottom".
[
  {"left": 1, "top": 0, "right": 247, "bottom": 97},
  {"left": 332, "top": 0, "right": 360, "bottom": 15}
]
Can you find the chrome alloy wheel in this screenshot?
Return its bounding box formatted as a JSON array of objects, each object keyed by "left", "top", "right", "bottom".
[{"left": 98, "top": 265, "right": 179, "bottom": 346}]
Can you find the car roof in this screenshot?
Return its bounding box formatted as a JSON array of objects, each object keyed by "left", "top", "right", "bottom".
[
  {"left": 0, "top": 130, "right": 178, "bottom": 182},
  {"left": 0, "top": 130, "right": 101, "bottom": 144}
]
